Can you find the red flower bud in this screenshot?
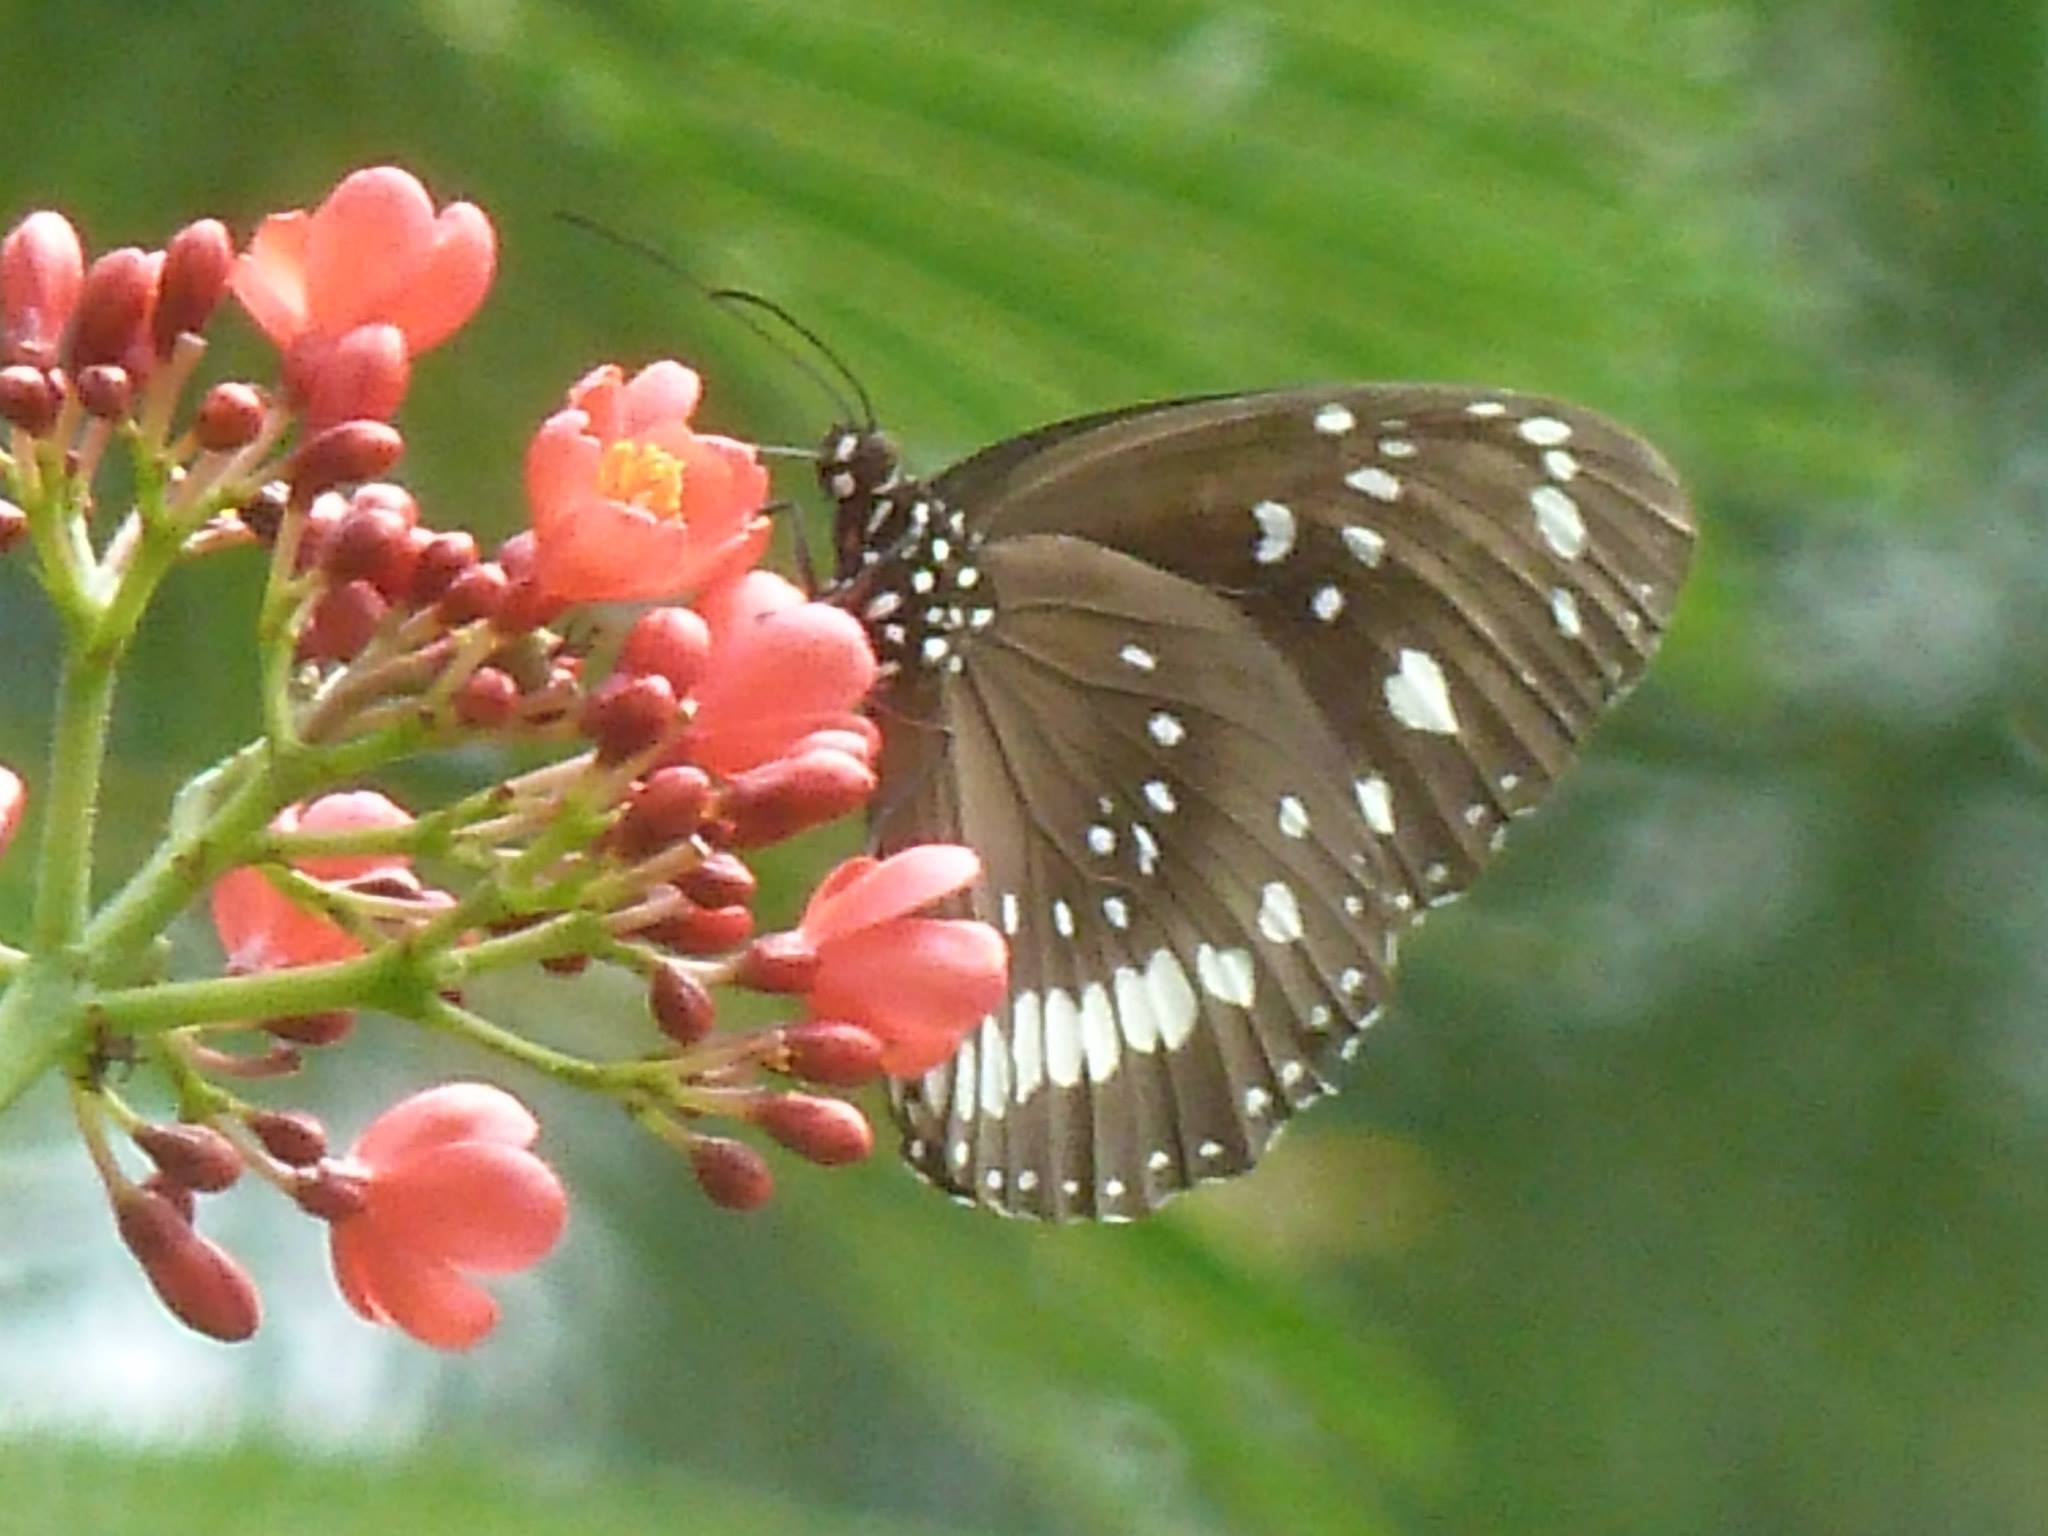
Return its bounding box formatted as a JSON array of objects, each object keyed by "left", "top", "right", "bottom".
[
  {"left": 134, "top": 1122, "right": 244, "bottom": 1193},
  {"left": 298, "top": 577, "right": 389, "bottom": 663},
  {"left": 292, "top": 321, "right": 411, "bottom": 429},
  {"left": 679, "top": 848, "right": 756, "bottom": 910},
  {"left": 752, "top": 1092, "right": 874, "bottom": 1167},
  {"left": 783, "top": 1021, "right": 887, "bottom": 1086},
  {"left": 323, "top": 500, "right": 416, "bottom": 597},
  {"left": 581, "top": 671, "right": 678, "bottom": 763},
  {"left": 140, "top": 1172, "right": 197, "bottom": 1224},
  {"left": 719, "top": 748, "right": 876, "bottom": 848},
  {"left": 689, "top": 1134, "right": 775, "bottom": 1211},
  {"left": 69, "top": 246, "right": 160, "bottom": 372},
  {"left": 641, "top": 897, "right": 753, "bottom": 956},
  {"left": 614, "top": 766, "right": 712, "bottom": 857},
  {"left": 410, "top": 530, "right": 479, "bottom": 605},
  {"left": 114, "top": 1188, "right": 262, "bottom": 1342},
  {"left": 246, "top": 1108, "right": 328, "bottom": 1167},
  {"left": 287, "top": 419, "right": 404, "bottom": 504},
  {"left": 650, "top": 959, "right": 715, "bottom": 1046},
  {"left": 194, "top": 381, "right": 266, "bottom": 451},
  {"left": 619, "top": 606, "right": 711, "bottom": 696},
  {"left": 265, "top": 1010, "right": 356, "bottom": 1046},
  {"left": 437, "top": 559, "right": 509, "bottom": 624},
  {"left": 736, "top": 930, "right": 818, "bottom": 993},
  {"left": 75, "top": 362, "right": 131, "bottom": 419},
  {"left": 1, "top": 210, "right": 83, "bottom": 367},
  {"left": 0, "top": 364, "right": 58, "bottom": 434},
  {"left": 291, "top": 1161, "right": 371, "bottom": 1221},
  {"left": 454, "top": 665, "right": 520, "bottom": 727},
  {"left": 152, "top": 218, "right": 234, "bottom": 356}
]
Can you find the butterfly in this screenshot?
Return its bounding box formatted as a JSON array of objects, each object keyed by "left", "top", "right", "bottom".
[{"left": 813, "top": 385, "right": 1694, "bottom": 1220}]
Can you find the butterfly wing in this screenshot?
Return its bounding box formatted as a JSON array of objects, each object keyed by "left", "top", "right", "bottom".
[{"left": 872, "top": 386, "right": 1694, "bottom": 1218}]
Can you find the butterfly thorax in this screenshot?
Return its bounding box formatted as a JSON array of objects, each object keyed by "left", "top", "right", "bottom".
[{"left": 817, "top": 426, "right": 991, "bottom": 679}]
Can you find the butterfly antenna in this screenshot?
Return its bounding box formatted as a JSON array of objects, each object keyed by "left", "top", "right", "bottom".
[
  {"left": 706, "top": 287, "right": 876, "bottom": 432},
  {"left": 552, "top": 211, "right": 867, "bottom": 428}
]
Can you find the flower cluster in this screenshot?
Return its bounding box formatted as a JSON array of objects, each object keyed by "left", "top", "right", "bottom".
[{"left": 0, "top": 168, "right": 1004, "bottom": 1351}]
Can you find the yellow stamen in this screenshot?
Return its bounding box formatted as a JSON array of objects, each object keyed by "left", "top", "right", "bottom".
[{"left": 598, "top": 439, "right": 687, "bottom": 520}]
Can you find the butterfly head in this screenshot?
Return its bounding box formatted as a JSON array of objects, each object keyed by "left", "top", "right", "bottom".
[{"left": 816, "top": 426, "right": 906, "bottom": 582}]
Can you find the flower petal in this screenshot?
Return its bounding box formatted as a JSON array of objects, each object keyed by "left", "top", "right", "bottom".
[
  {"left": 525, "top": 410, "right": 601, "bottom": 533},
  {"left": 331, "top": 1221, "right": 392, "bottom": 1324},
  {"left": 292, "top": 790, "right": 414, "bottom": 880},
  {"left": 348, "top": 1237, "right": 501, "bottom": 1351},
  {"left": 688, "top": 602, "right": 877, "bottom": 774},
  {"left": 810, "top": 917, "right": 1009, "bottom": 1067},
  {"left": 209, "top": 863, "right": 365, "bottom": 972},
  {"left": 617, "top": 359, "right": 702, "bottom": 437},
  {"left": 380, "top": 201, "right": 495, "bottom": 353},
  {"left": 368, "top": 1141, "right": 567, "bottom": 1273},
  {"left": 353, "top": 1082, "right": 540, "bottom": 1171},
  {"left": 304, "top": 167, "right": 436, "bottom": 339},
  {"left": 801, "top": 845, "right": 982, "bottom": 948},
  {"left": 230, "top": 210, "right": 312, "bottom": 345}
]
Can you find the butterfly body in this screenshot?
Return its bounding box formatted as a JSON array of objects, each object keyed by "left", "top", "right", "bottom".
[{"left": 817, "top": 386, "right": 1694, "bottom": 1221}]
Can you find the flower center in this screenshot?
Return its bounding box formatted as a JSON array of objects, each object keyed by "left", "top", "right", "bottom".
[{"left": 599, "top": 440, "right": 686, "bottom": 520}]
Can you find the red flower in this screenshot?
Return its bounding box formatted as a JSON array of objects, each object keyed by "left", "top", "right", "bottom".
[
  {"left": 526, "top": 361, "right": 770, "bottom": 603},
  {"left": 328, "top": 1083, "right": 566, "bottom": 1351},
  {"left": 232, "top": 166, "right": 494, "bottom": 426},
  {"left": 210, "top": 791, "right": 414, "bottom": 971},
  {"left": 797, "top": 846, "right": 1008, "bottom": 1076},
  {"left": 681, "top": 571, "right": 878, "bottom": 775}
]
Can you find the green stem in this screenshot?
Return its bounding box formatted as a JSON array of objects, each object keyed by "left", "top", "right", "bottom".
[
  {"left": 411, "top": 992, "right": 635, "bottom": 1091},
  {"left": 31, "top": 649, "right": 118, "bottom": 952},
  {"left": 91, "top": 948, "right": 405, "bottom": 1035}
]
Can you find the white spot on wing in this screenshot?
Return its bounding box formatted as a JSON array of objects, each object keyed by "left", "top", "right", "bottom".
[
  {"left": 1119, "top": 643, "right": 1157, "bottom": 671},
  {"left": 1551, "top": 586, "right": 1583, "bottom": 638},
  {"left": 1543, "top": 448, "right": 1580, "bottom": 482},
  {"left": 1043, "top": 988, "right": 1084, "bottom": 1088},
  {"left": 1310, "top": 584, "right": 1345, "bottom": 623},
  {"left": 1277, "top": 795, "right": 1310, "bottom": 838},
  {"left": 1257, "top": 881, "right": 1305, "bottom": 944},
  {"left": 1148, "top": 711, "right": 1186, "bottom": 747},
  {"left": 978, "top": 1017, "right": 1010, "bottom": 1119},
  {"left": 1052, "top": 898, "right": 1075, "bottom": 938},
  {"left": 1145, "top": 949, "right": 1197, "bottom": 1049},
  {"left": 1345, "top": 465, "right": 1402, "bottom": 502},
  {"left": 1313, "top": 402, "right": 1356, "bottom": 435},
  {"left": 1132, "top": 824, "right": 1161, "bottom": 876},
  {"left": 1251, "top": 499, "right": 1296, "bottom": 564},
  {"left": 1103, "top": 894, "right": 1131, "bottom": 930},
  {"left": 1517, "top": 415, "right": 1573, "bottom": 446},
  {"left": 1384, "top": 648, "right": 1461, "bottom": 735},
  {"left": 1143, "top": 780, "right": 1177, "bottom": 815},
  {"left": 1012, "top": 991, "right": 1044, "bottom": 1103},
  {"left": 1342, "top": 524, "right": 1387, "bottom": 568},
  {"left": 1086, "top": 823, "right": 1117, "bottom": 856},
  {"left": 1000, "top": 892, "right": 1020, "bottom": 935},
  {"left": 1080, "top": 983, "right": 1120, "bottom": 1083},
  {"left": 1531, "top": 485, "right": 1587, "bottom": 558},
  {"left": 1355, "top": 774, "right": 1395, "bottom": 835},
  {"left": 1196, "top": 943, "right": 1256, "bottom": 1007},
  {"left": 1467, "top": 400, "right": 1507, "bottom": 417}
]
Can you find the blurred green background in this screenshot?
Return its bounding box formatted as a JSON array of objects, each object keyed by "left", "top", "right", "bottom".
[{"left": 2, "top": 1, "right": 2045, "bottom": 1532}]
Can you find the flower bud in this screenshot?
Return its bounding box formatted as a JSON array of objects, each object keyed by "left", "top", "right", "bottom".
[
  {"left": 114, "top": 1188, "right": 262, "bottom": 1342},
  {"left": 719, "top": 748, "right": 876, "bottom": 848},
  {"left": 641, "top": 897, "right": 753, "bottom": 956},
  {"left": 295, "top": 321, "right": 410, "bottom": 429},
  {"left": 134, "top": 1122, "right": 244, "bottom": 1193},
  {"left": 454, "top": 665, "right": 520, "bottom": 727},
  {"left": 0, "top": 501, "right": 24, "bottom": 557},
  {"left": 246, "top": 1108, "right": 327, "bottom": 1167},
  {"left": 790, "top": 726, "right": 880, "bottom": 765},
  {"left": 140, "top": 1171, "right": 197, "bottom": 1224},
  {"left": 782, "top": 1021, "right": 887, "bottom": 1086},
  {"left": 0, "top": 364, "right": 59, "bottom": 434},
  {"left": 680, "top": 848, "right": 755, "bottom": 910},
  {"left": 265, "top": 1010, "right": 355, "bottom": 1047},
  {"left": 0, "top": 765, "right": 24, "bottom": 862},
  {"left": 194, "top": 381, "right": 266, "bottom": 451},
  {"left": 619, "top": 606, "right": 711, "bottom": 696},
  {"left": 581, "top": 672, "right": 679, "bottom": 763},
  {"left": 614, "top": 766, "right": 712, "bottom": 857},
  {"left": 1, "top": 210, "right": 84, "bottom": 367},
  {"left": 69, "top": 246, "right": 159, "bottom": 372},
  {"left": 650, "top": 959, "right": 715, "bottom": 1046},
  {"left": 752, "top": 1093, "right": 875, "bottom": 1167},
  {"left": 410, "top": 530, "right": 479, "bottom": 605},
  {"left": 736, "top": 930, "right": 818, "bottom": 993},
  {"left": 323, "top": 500, "right": 416, "bottom": 597},
  {"left": 287, "top": 419, "right": 404, "bottom": 504},
  {"left": 76, "top": 362, "right": 131, "bottom": 419},
  {"left": 291, "top": 1161, "right": 371, "bottom": 1221},
  {"left": 298, "top": 577, "right": 389, "bottom": 663},
  {"left": 152, "top": 218, "right": 234, "bottom": 355},
  {"left": 688, "top": 1134, "right": 775, "bottom": 1211},
  {"left": 437, "top": 559, "right": 509, "bottom": 625}
]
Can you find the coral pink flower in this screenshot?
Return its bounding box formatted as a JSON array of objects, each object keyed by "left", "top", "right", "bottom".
[
  {"left": 680, "top": 571, "right": 878, "bottom": 775},
  {"left": 526, "top": 361, "right": 770, "bottom": 604},
  {"left": 233, "top": 166, "right": 494, "bottom": 425},
  {"left": 210, "top": 791, "right": 414, "bottom": 971},
  {"left": 0, "top": 210, "right": 84, "bottom": 366},
  {"left": 328, "top": 1083, "right": 567, "bottom": 1351},
  {"left": 797, "top": 846, "right": 1008, "bottom": 1076}
]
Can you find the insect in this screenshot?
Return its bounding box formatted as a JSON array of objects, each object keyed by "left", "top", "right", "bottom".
[{"left": 811, "top": 383, "right": 1695, "bottom": 1222}]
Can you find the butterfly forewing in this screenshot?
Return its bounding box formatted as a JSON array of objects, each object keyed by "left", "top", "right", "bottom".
[{"left": 837, "top": 385, "right": 1694, "bottom": 1219}]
